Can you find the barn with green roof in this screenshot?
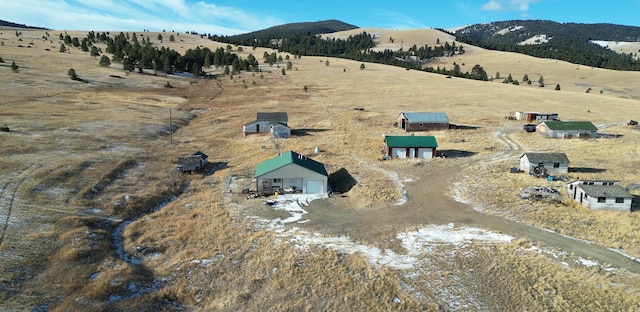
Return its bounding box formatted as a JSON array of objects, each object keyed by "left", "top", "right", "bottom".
[
  {"left": 384, "top": 135, "right": 438, "bottom": 159},
  {"left": 536, "top": 121, "right": 598, "bottom": 138},
  {"left": 254, "top": 151, "right": 328, "bottom": 194}
]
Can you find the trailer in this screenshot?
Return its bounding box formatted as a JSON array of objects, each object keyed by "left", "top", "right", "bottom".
[{"left": 177, "top": 151, "right": 208, "bottom": 173}]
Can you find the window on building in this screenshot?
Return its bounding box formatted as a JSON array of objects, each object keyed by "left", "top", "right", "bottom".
[
  {"left": 419, "top": 123, "right": 424, "bottom": 127},
  {"left": 597, "top": 197, "right": 606, "bottom": 203},
  {"left": 616, "top": 197, "right": 625, "bottom": 203},
  {"left": 273, "top": 178, "right": 282, "bottom": 183},
  {"left": 553, "top": 163, "right": 560, "bottom": 168}
]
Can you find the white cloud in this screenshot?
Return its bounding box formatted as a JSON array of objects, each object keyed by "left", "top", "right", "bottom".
[
  {"left": 3, "top": 0, "right": 280, "bottom": 35},
  {"left": 482, "top": 0, "right": 504, "bottom": 11},
  {"left": 482, "top": 0, "right": 540, "bottom": 12}
]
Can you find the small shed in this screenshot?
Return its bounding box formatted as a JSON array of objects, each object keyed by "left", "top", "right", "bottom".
[
  {"left": 177, "top": 151, "right": 208, "bottom": 173},
  {"left": 515, "top": 112, "right": 558, "bottom": 122},
  {"left": 520, "top": 152, "right": 570, "bottom": 176},
  {"left": 384, "top": 135, "right": 438, "bottom": 159},
  {"left": 254, "top": 151, "right": 328, "bottom": 194},
  {"left": 397, "top": 112, "right": 449, "bottom": 131},
  {"left": 567, "top": 180, "right": 633, "bottom": 211},
  {"left": 536, "top": 121, "right": 598, "bottom": 139},
  {"left": 270, "top": 122, "right": 291, "bottom": 138},
  {"left": 244, "top": 112, "right": 289, "bottom": 136}
]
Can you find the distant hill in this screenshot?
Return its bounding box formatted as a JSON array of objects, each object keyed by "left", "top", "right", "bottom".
[
  {"left": 211, "top": 19, "right": 358, "bottom": 47},
  {"left": 454, "top": 20, "right": 640, "bottom": 44},
  {"left": 0, "top": 19, "right": 46, "bottom": 29},
  {"left": 453, "top": 20, "right": 640, "bottom": 70}
]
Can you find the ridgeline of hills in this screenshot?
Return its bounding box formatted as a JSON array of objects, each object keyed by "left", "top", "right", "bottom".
[
  {"left": 0, "top": 19, "right": 46, "bottom": 29},
  {"left": 452, "top": 20, "right": 640, "bottom": 70},
  {"left": 213, "top": 19, "right": 640, "bottom": 72},
  {"left": 225, "top": 19, "right": 358, "bottom": 44}
]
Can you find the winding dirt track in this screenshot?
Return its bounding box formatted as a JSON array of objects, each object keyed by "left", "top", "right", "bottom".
[{"left": 304, "top": 126, "right": 640, "bottom": 274}]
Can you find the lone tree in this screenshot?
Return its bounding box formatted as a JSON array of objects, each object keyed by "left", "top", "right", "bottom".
[
  {"left": 538, "top": 76, "right": 545, "bottom": 87},
  {"left": 59, "top": 43, "right": 67, "bottom": 53},
  {"left": 360, "top": 63, "right": 366, "bottom": 70},
  {"left": 67, "top": 68, "right": 77, "bottom": 79},
  {"left": 555, "top": 84, "right": 561, "bottom": 90},
  {"left": 11, "top": 61, "right": 19, "bottom": 73}
]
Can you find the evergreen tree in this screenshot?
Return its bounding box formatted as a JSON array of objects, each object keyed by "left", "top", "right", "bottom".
[
  {"left": 11, "top": 61, "right": 19, "bottom": 73},
  {"left": 555, "top": 84, "right": 561, "bottom": 90},
  {"left": 470, "top": 64, "right": 488, "bottom": 81},
  {"left": 286, "top": 61, "right": 292, "bottom": 70},
  {"left": 538, "top": 76, "right": 545, "bottom": 87},
  {"left": 90, "top": 46, "right": 100, "bottom": 58},
  {"left": 522, "top": 73, "right": 529, "bottom": 82},
  {"left": 495, "top": 72, "right": 500, "bottom": 79},
  {"left": 360, "top": 63, "right": 366, "bottom": 70},
  {"left": 59, "top": 43, "right": 67, "bottom": 53},
  {"left": 67, "top": 68, "right": 77, "bottom": 79},
  {"left": 157, "top": 34, "right": 163, "bottom": 42},
  {"left": 99, "top": 55, "right": 111, "bottom": 67}
]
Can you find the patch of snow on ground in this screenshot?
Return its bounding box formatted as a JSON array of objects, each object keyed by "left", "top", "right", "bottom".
[
  {"left": 258, "top": 195, "right": 513, "bottom": 272},
  {"left": 520, "top": 34, "right": 550, "bottom": 45},
  {"left": 591, "top": 40, "right": 637, "bottom": 48}
]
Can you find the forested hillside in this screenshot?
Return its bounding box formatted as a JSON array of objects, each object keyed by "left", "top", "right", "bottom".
[{"left": 454, "top": 20, "right": 640, "bottom": 70}]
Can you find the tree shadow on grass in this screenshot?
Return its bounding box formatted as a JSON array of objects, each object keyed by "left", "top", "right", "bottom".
[
  {"left": 328, "top": 167, "right": 357, "bottom": 194},
  {"left": 291, "top": 128, "right": 330, "bottom": 137},
  {"left": 568, "top": 167, "right": 607, "bottom": 173}
]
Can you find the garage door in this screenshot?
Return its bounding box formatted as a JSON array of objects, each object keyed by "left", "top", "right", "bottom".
[
  {"left": 306, "top": 180, "right": 324, "bottom": 194},
  {"left": 391, "top": 148, "right": 406, "bottom": 159},
  {"left": 417, "top": 148, "right": 433, "bottom": 159}
]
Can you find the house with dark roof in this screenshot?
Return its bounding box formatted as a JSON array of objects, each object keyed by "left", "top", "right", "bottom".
[
  {"left": 384, "top": 135, "right": 438, "bottom": 159},
  {"left": 536, "top": 121, "right": 597, "bottom": 139},
  {"left": 254, "top": 151, "right": 328, "bottom": 194},
  {"left": 397, "top": 112, "right": 449, "bottom": 131},
  {"left": 243, "top": 112, "right": 289, "bottom": 137},
  {"left": 566, "top": 180, "right": 633, "bottom": 211},
  {"left": 519, "top": 152, "right": 570, "bottom": 175}
]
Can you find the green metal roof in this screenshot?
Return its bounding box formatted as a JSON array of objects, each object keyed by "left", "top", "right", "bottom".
[
  {"left": 385, "top": 135, "right": 438, "bottom": 148},
  {"left": 255, "top": 151, "right": 328, "bottom": 177},
  {"left": 542, "top": 121, "right": 597, "bottom": 131}
]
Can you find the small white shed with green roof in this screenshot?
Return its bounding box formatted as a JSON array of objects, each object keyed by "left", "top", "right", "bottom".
[
  {"left": 384, "top": 135, "right": 438, "bottom": 159},
  {"left": 254, "top": 151, "right": 328, "bottom": 194}
]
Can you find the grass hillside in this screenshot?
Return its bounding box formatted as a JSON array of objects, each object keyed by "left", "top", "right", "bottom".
[{"left": 1, "top": 27, "right": 640, "bottom": 311}]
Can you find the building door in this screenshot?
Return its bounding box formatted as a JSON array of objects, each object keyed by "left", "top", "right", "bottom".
[{"left": 306, "top": 180, "right": 324, "bottom": 194}]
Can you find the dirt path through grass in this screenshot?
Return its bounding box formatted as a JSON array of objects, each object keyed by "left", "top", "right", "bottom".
[{"left": 303, "top": 127, "right": 640, "bottom": 274}]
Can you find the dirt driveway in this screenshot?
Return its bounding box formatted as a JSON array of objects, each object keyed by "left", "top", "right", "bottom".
[{"left": 299, "top": 128, "right": 640, "bottom": 274}]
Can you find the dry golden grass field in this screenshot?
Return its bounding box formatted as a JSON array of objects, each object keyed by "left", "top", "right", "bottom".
[{"left": 1, "top": 26, "right": 640, "bottom": 311}]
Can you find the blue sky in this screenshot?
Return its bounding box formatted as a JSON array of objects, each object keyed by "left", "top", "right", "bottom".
[{"left": 4, "top": 0, "right": 640, "bottom": 35}]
